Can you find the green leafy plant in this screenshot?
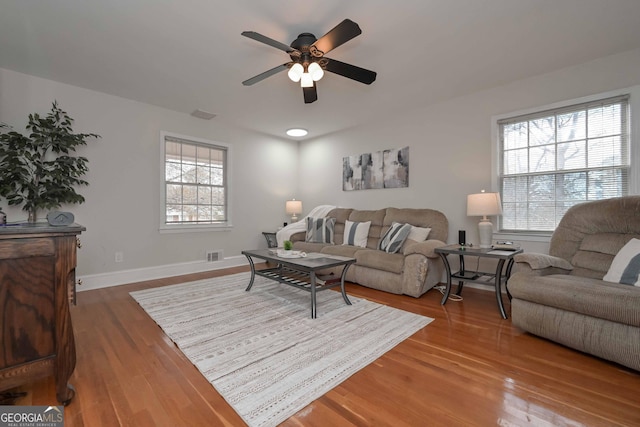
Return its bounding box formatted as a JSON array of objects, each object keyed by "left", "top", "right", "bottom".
[
  {"left": 0, "top": 101, "right": 100, "bottom": 222},
  {"left": 283, "top": 240, "right": 293, "bottom": 250}
]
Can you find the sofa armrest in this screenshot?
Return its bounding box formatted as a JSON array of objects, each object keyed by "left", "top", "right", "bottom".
[
  {"left": 403, "top": 239, "right": 446, "bottom": 258},
  {"left": 289, "top": 231, "right": 306, "bottom": 243},
  {"left": 513, "top": 253, "right": 573, "bottom": 276}
]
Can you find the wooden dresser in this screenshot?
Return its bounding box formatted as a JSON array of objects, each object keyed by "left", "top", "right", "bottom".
[{"left": 0, "top": 223, "right": 84, "bottom": 405}]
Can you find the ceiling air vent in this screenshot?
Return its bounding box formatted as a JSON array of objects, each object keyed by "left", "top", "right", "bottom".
[{"left": 191, "top": 109, "right": 216, "bottom": 120}]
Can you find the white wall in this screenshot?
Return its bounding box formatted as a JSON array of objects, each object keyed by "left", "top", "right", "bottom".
[
  {"left": 299, "top": 48, "right": 640, "bottom": 254},
  {"left": 0, "top": 68, "right": 298, "bottom": 282},
  {"left": 3, "top": 48, "right": 640, "bottom": 287}
]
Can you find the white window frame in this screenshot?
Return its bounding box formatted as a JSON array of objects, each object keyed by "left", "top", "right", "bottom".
[
  {"left": 492, "top": 86, "right": 640, "bottom": 241},
  {"left": 159, "top": 131, "right": 233, "bottom": 233}
]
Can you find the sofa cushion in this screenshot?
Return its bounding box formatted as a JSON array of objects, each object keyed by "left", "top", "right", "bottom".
[
  {"left": 604, "top": 238, "right": 640, "bottom": 286},
  {"left": 383, "top": 207, "right": 448, "bottom": 243},
  {"left": 348, "top": 209, "right": 386, "bottom": 249},
  {"left": 321, "top": 244, "right": 361, "bottom": 258},
  {"left": 343, "top": 220, "right": 371, "bottom": 248},
  {"left": 509, "top": 273, "right": 640, "bottom": 327},
  {"left": 355, "top": 249, "right": 405, "bottom": 274},
  {"left": 548, "top": 197, "right": 640, "bottom": 277},
  {"left": 569, "top": 232, "right": 639, "bottom": 278},
  {"left": 293, "top": 241, "right": 329, "bottom": 254},
  {"left": 379, "top": 222, "right": 412, "bottom": 253},
  {"left": 305, "top": 217, "right": 336, "bottom": 244}
]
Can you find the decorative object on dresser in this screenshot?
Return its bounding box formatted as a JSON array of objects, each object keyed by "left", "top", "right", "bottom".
[
  {"left": 0, "top": 223, "right": 85, "bottom": 405},
  {"left": 467, "top": 190, "right": 502, "bottom": 248},
  {"left": 0, "top": 102, "right": 99, "bottom": 223}
]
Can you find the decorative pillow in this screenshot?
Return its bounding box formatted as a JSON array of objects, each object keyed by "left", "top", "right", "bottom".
[
  {"left": 343, "top": 220, "right": 371, "bottom": 248},
  {"left": 379, "top": 222, "right": 413, "bottom": 253},
  {"left": 401, "top": 225, "right": 432, "bottom": 251},
  {"left": 305, "top": 217, "right": 336, "bottom": 244},
  {"left": 603, "top": 238, "right": 640, "bottom": 286},
  {"left": 407, "top": 225, "right": 431, "bottom": 242}
]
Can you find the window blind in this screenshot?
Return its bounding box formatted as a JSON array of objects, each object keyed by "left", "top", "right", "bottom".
[{"left": 498, "top": 95, "right": 630, "bottom": 232}]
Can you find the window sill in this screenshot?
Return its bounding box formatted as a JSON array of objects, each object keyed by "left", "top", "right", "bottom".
[
  {"left": 494, "top": 231, "right": 552, "bottom": 243},
  {"left": 159, "top": 223, "right": 233, "bottom": 234}
]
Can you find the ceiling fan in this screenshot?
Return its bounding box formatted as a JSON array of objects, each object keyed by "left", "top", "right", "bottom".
[{"left": 241, "top": 19, "right": 377, "bottom": 104}]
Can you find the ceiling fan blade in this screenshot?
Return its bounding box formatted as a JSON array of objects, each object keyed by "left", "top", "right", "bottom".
[
  {"left": 303, "top": 85, "right": 317, "bottom": 104},
  {"left": 241, "top": 31, "right": 299, "bottom": 54},
  {"left": 311, "top": 19, "right": 362, "bottom": 55},
  {"left": 242, "top": 63, "right": 289, "bottom": 86},
  {"left": 324, "top": 58, "right": 377, "bottom": 85}
]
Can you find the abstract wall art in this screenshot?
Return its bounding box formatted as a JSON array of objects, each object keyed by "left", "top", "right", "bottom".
[{"left": 342, "top": 146, "right": 409, "bottom": 191}]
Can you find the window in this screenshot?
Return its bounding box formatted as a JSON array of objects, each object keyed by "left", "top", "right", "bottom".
[
  {"left": 498, "top": 95, "right": 630, "bottom": 232},
  {"left": 161, "top": 132, "right": 230, "bottom": 229}
]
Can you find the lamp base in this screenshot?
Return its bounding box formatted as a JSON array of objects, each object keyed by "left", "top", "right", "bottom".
[
  {"left": 478, "top": 219, "right": 493, "bottom": 248},
  {"left": 291, "top": 214, "right": 299, "bottom": 223}
]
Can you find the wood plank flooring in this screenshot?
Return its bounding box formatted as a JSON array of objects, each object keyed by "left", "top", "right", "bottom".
[{"left": 11, "top": 266, "right": 640, "bottom": 426}]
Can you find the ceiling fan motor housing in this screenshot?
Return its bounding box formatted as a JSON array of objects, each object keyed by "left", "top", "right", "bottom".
[{"left": 290, "top": 33, "right": 323, "bottom": 69}]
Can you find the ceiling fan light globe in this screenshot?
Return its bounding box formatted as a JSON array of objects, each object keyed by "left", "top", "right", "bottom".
[
  {"left": 300, "top": 72, "right": 314, "bottom": 88},
  {"left": 308, "top": 62, "right": 324, "bottom": 81},
  {"left": 288, "top": 63, "right": 304, "bottom": 82}
]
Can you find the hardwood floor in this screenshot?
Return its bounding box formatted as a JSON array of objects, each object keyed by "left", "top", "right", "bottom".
[{"left": 12, "top": 266, "right": 640, "bottom": 426}]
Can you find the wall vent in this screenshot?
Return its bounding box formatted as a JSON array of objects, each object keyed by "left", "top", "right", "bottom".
[
  {"left": 191, "top": 109, "right": 217, "bottom": 120},
  {"left": 206, "top": 250, "right": 223, "bottom": 262}
]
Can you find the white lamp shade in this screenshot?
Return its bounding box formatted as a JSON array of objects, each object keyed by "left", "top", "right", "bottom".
[
  {"left": 288, "top": 63, "right": 304, "bottom": 82},
  {"left": 467, "top": 192, "right": 503, "bottom": 218},
  {"left": 300, "top": 72, "right": 314, "bottom": 88},
  {"left": 285, "top": 199, "right": 303, "bottom": 215},
  {"left": 308, "top": 62, "right": 324, "bottom": 81}
]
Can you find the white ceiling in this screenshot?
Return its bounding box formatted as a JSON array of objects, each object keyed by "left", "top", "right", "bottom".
[{"left": 2, "top": 0, "right": 640, "bottom": 140}]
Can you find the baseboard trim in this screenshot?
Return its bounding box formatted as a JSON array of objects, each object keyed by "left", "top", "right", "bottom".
[{"left": 77, "top": 255, "right": 250, "bottom": 292}]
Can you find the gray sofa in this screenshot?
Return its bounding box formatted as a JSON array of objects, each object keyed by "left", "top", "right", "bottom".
[
  {"left": 509, "top": 196, "right": 640, "bottom": 371},
  {"left": 290, "top": 207, "right": 448, "bottom": 297}
]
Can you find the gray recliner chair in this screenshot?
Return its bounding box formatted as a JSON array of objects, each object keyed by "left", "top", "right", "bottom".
[{"left": 508, "top": 196, "right": 640, "bottom": 371}]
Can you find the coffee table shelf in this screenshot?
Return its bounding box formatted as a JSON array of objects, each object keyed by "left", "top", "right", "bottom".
[{"left": 255, "top": 267, "right": 343, "bottom": 291}]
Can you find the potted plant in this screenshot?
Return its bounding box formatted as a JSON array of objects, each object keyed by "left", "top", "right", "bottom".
[
  {"left": 0, "top": 102, "right": 100, "bottom": 223},
  {"left": 283, "top": 240, "right": 293, "bottom": 251}
]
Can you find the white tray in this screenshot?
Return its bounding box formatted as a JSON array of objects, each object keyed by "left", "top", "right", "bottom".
[{"left": 276, "top": 251, "right": 306, "bottom": 258}]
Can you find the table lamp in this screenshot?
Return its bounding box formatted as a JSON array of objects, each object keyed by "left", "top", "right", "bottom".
[
  {"left": 467, "top": 190, "right": 502, "bottom": 248},
  {"left": 285, "top": 199, "right": 303, "bottom": 222}
]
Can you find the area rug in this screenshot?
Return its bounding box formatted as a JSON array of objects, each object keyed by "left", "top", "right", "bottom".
[{"left": 130, "top": 272, "right": 433, "bottom": 427}]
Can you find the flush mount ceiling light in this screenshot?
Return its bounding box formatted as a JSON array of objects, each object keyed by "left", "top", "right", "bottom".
[{"left": 286, "top": 128, "right": 308, "bottom": 137}]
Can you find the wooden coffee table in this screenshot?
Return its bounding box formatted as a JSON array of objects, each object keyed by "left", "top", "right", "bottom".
[{"left": 242, "top": 249, "right": 356, "bottom": 318}]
